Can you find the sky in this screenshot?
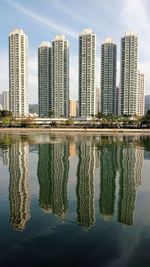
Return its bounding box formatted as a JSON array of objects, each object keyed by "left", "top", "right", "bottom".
[{"left": 0, "top": 0, "right": 150, "bottom": 104}]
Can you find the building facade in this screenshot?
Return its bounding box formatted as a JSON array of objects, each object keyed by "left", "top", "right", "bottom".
[
  {"left": 76, "top": 138, "right": 95, "bottom": 228},
  {"left": 38, "top": 142, "right": 69, "bottom": 218},
  {"left": 2, "top": 91, "right": 9, "bottom": 111},
  {"left": 38, "top": 42, "right": 51, "bottom": 118},
  {"left": 101, "top": 38, "right": 117, "bottom": 115},
  {"left": 51, "top": 35, "right": 69, "bottom": 118},
  {"left": 79, "top": 29, "right": 96, "bottom": 117},
  {"left": 9, "top": 139, "right": 30, "bottom": 230},
  {"left": 99, "top": 141, "right": 117, "bottom": 218},
  {"left": 69, "top": 99, "right": 77, "bottom": 117},
  {"left": 9, "top": 28, "right": 29, "bottom": 117},
  {"left": 120, "top": 32, "right": 138, "bottom": 115},
  {"left": 116, "top": 86, "right": 121, "bottom": 115},
  {"left": 96, "top": 87, "right": 100, "bottom": 115},
  {"left": 118, "top": 144, "right": 137, "bottom": 225},
  {"left": 137, "top": 72, "right": 144, "bottom": 116}
]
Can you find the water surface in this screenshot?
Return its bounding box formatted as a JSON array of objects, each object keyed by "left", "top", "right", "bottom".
[{"left": 0, "top": 133, "right": 150, "bottom": 267}]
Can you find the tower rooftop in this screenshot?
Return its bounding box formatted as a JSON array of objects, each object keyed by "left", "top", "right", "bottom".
[
  {"left": 39, "top": 42, "right": 51, "bottom": 48},
  {"left": 104, "top": 37, "right": 116, "bottom": 44},
  {"left": 9, "top": 28, "right": 25, "bottom": 36},
  {"left": 80, "top": 29, "right": 94, "bottom": 35},
  {"left": 124, "top": 31, "right": 137, "bottom": 37}
]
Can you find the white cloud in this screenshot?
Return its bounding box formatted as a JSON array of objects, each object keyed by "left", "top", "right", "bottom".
[
  {"left": 122, "top": 0, "right": 149, "bottom": 33},
  {"left": 122, "top": 0, "right": 150, "bottom": 52},
  {"left": 6, "top": 0, "right": 78, "bottom": 39},
  {"left": 122, "top": 0, "right": 150, "bottom": 94},
  {"left": 50, "top": 0, "right": 90, "bottom": 26}
]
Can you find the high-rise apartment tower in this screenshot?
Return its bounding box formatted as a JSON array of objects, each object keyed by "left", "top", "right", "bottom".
[
  {"left": 79, "top": 29, "right": 96, "bottom": 117},
  {"left": 137, "top": 71, "right": 144, "bottom": 116},
  {"left": 101, "top": 38, "right": 117, "bottom": 115},
  {"left": 51, "top": 35, "right": 69, "bottom": 118},
  {"left": 2, "top": 91, "right": 9, "bottom": 111},
  {"left": 9, "top": 28, "right": 28, "bottom": 117},
  {"left": 38, "top": 42, "right": 51, "bottom": 117},
  {"left": 120, "top": 32, "right": 138, "bottom": 115}
]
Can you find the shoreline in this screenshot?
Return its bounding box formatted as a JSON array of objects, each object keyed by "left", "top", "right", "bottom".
[{"left": 0, "top": 127, "right": 150, "bottom": 135}]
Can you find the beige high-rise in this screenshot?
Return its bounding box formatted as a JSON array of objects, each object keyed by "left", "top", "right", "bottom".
[
  {"left": 69, "top": 99, "right": 77, "bottom": 117},
  {"left": 96, "top": 87, "right": 100, "bottom": 114},
  {"left": 9, "top": 28, "right": 29, "bottom": 117}
]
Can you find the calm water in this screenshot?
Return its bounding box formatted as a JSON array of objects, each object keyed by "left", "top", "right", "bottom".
[{"left": 0, "top": 133, "right": 150, "bottom": 267}]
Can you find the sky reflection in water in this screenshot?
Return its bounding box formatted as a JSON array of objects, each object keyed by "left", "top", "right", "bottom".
[{"left": 0, "top": 133, "right": 150, "bottom": 267}]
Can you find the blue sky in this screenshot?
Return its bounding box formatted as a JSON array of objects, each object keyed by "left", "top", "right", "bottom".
[{"left": 0, "top": 0, "right": 150, "bottom": 103}]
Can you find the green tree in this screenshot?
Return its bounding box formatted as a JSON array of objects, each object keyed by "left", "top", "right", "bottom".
[
  {"left": 49, "top": 110, "right": 54, "bottom": 118},
  {"left": 2, "top": 117, "right": 10, "bottom": 127},
  {"left": 90, "top": 114, "right": 95, "bottom": 118},
  {"left": 146, "top": 110, "right": 150, "bottom": 117},
  {"left": 0, "top": 110, "right": 13, "bottom": 118},
  {"left": 96, "top": 112, "right": 104, "bottom": 119},
  {"left": 66, "top": 118, "right": 74, "bottom": 126}
]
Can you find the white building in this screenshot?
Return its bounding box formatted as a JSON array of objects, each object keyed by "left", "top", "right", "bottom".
[
  {"left": 120, "top": 32, "right": 138, "bottom": 116},
  {"left": 79, "top": 29, "right": 96, "bottom": 117},
  {"left": 2, "top": 91, "right": 9, "bottom": 110},
  {"left": 137, "top": 72, "right": 144, "bottom": 116},
  {"left": 9, "top": 28, "right": 29, "bottom": 117}
]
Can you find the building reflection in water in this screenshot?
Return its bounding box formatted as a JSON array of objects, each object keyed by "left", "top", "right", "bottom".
[
  {"left": 69, "top": 143, "right": 76, "bottom": 157},
  {"left": 118, "top": 143, "right": 144, "bottom": 225},
  {"left": 9, "top": 140, "right": 31, "bottom": 231},
  {"left": 76, "top": 138, "right": 95, "bottom": 229},
  {"left": 38, "top": 142, "right": 69, "bottom": 219},
  {"left": 5, "top": 134, "right": 145, "bottom": 231},
  {"left": 134, "top": 148, "right": 144, "bottom": 187},
  {"left": 99, "top": 140, "right": 117, "bottom": 219},
  {"left": 0, "top": 133, "right": 11, "bottom": 166},
  {"left": 2, "top": 149, "right": 9, "bottom": 166}
]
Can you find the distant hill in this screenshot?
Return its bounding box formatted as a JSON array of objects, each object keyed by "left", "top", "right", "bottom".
[
  {"left": 145, "top": 95, "right": 150, "bottom": 114},
  {"left": 29, "top": 104, "right": 38, "bottom": 114}
]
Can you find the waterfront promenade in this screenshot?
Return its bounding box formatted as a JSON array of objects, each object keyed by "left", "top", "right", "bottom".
[{"left": 0, "top": 128, "right": 150, "bottom": 135}]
